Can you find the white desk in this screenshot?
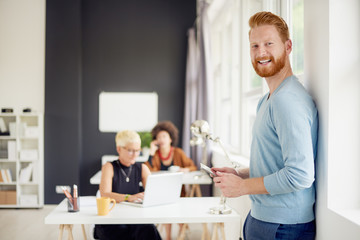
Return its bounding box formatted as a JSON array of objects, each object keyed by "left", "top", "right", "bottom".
[
  {"left": 45, "top": 197, "right": 241, "bottom": 240},
  {"left": 90, "top": 170, "right": 212, "bottom": 185},
  {"left": 90, "top": 170, "right": 212, "bottom": 198}
]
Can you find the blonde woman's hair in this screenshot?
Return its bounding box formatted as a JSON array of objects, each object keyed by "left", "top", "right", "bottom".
[
  {"left": 249, "top": 11, "right": 289, "bottom": 43},
  {"left": 115, "top": 130, "right": 141, "bottom": 147}
]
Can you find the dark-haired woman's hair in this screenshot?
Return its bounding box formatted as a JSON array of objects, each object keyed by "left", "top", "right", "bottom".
[{"left": 151, "top": 121, "right": 179, "bottom": 146}]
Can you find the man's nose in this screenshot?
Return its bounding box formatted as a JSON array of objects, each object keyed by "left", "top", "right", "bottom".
[{"left": 258, "top": 45, "right": 267, "bottom": 56}]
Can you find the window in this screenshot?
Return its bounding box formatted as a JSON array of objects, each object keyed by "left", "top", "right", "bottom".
[
  {"left": 210, "top": 0, "right": 241, "bottom": 150},
  {"left": 210, "top": 0, "right": 304, "bottom": 158},
  {"left": 290, "top": 0, "right": 304, "bottom": 77}
]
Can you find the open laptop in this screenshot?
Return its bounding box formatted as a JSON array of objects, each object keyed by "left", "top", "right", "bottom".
[{"left": 122, "top": 172, "right": 183, "bottom": 207}]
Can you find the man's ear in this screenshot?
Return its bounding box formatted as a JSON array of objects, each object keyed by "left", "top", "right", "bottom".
[{"left": 285, "top": 39, "right": 292, "bottom": 54}]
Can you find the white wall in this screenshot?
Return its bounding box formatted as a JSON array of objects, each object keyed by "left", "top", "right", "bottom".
[
  {"left": 0, "top": 0, "right": 45, "bottom": 114},
  {"left": 305, "top": 0, "right": 360, "bottom": 239}
]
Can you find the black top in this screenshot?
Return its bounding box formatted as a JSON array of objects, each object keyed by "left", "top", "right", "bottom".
[
  {"left": 148, "top": 155, "right": 174, "bottom": 170},
  {"left": 111, "top": 160, "right": 143, "bottom": 194},
  {"left": 160, "top": 160, "right": 173, "bottom": 170},
  {"left": 94, "top": 161, "right": 161, "bottom": 240}
]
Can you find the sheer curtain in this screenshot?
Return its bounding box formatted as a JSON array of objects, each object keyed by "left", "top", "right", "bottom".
[
  {"left": 182, "top": 27, "right": 198, "bottom": 160},
  {"left": 182, "top": 1, "right": 213, "bottom": 167}
]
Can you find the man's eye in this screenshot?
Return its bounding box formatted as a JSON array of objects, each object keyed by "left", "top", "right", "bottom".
[{"left": 251, "top": 44, "right": 258, "bottom": 48}]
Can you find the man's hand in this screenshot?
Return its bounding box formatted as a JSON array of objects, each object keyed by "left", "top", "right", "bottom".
[
  {"left": 211, "top": 167, "right": 238, "bottom": 176},
  {"left": 214, "top": 172, "right": 268, "bottom": 197},
  {"left": 213, "top": 171, "right": 245, "bottom": 197}
]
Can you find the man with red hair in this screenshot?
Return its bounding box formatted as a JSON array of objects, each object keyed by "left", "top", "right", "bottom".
[{"left": 213, "top": 11, "right": 318, "bottom": 239}]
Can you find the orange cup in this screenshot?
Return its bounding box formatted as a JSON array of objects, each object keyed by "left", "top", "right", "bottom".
[{"left": 96, "top": 197, "right": 116, "bottom": 216}]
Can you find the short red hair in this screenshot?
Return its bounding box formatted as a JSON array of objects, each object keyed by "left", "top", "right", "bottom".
[{"left": 249, "top": 11, "right": 289, "bottom": 43}]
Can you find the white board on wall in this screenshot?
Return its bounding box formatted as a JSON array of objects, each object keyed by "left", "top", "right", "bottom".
[{"left": 99, "top": 92, "right": 158, "bottom": 132}]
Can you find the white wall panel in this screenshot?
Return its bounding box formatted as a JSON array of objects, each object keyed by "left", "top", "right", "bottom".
[
  {"left": 0, "top": 0, "right": 45, "bottom": 114},
  {"left": 305, "top": 0, "right": 360, "bottom": 238}
]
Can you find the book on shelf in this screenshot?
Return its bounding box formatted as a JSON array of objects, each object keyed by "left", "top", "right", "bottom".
[
  {"left": 6, "top": 169, "right": 13, "bottom": 182},
  {"left": 0, "top": 169, "right": 8, "bottom": 183},
  {"left": 19, "top": 164, "right": 33, "bottom": 183},
  {"left": 0, "top": 169, "right": 12, "bottom": 183},
  {"left": 0, "top": 117, "right": 7, "bottom": 133}
]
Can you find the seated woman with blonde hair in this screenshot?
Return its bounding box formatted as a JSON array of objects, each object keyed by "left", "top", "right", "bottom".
[{"left": 95, "top": 130, "right": 161, "bottom": 240}]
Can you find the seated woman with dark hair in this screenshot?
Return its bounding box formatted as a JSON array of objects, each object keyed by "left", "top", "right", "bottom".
[
  {"left": 95, "top": 130, "right": 161, "bottom": 240},
  {"left": 146, "top": 121, "right": 196, "bottom": 174},
  {"left": 145, "top": 121, "right": 196, "bottom": 240}
]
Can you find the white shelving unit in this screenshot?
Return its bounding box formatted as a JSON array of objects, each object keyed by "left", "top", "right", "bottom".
[{"left": 0, "top": 113, "right": 43, "bottom": 208}]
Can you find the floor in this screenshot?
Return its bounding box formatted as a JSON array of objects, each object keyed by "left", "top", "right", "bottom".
[{"left": 0, "top": 205, "right": 204, "bottom": 240}]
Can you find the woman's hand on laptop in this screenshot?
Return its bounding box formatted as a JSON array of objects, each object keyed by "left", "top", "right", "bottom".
[
  {"left": 179, "top": 167, "right": 190, "bottom": 173},
  {"left": 128, "top": 192, "right": 144, "bottom": 202}
]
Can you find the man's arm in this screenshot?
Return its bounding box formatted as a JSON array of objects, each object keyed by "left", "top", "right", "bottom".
[
  {"left": 236, "top": 167, "right": 250, "bottom": 179},
  {"left": 214, "top": 172, "right": 268, "bottom": 197},
  {"left": 263, "top": 93, "right": 316, "bottom": 195}
]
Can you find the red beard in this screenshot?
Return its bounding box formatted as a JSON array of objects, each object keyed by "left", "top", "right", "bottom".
[{"left": 252, "top": 50, "right": 286, "bottom": 78}]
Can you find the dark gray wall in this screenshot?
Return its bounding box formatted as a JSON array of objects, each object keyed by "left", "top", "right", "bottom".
[
  {"left": 45, "top": 0, "right": 82, "bottom": 204},
  {"left": 45, "top": 0, "right": 196, "bottom": 203}
]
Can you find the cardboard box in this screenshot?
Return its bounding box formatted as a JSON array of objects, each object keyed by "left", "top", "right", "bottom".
[
  {"left": 6, "top": 191, "right": 16, "bottom": 204},
  {"left": 0, "top": 191, "right": 6, "bottom": 204},
  {"left": 0, "top": 191, "right": 17, "bottom": 204}
]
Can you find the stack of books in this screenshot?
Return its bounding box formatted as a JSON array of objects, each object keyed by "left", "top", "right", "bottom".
[{"left": 0, "top": 169, "right": 13, "bottom": 183}]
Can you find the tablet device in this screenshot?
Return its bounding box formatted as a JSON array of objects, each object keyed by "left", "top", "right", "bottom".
[{"left": 200, "top": 163, "right": 217, "bottom": 177}]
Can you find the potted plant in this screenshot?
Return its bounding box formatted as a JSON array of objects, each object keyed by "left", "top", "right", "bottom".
[{"left": 138, "top": 131, "right": 152, "bottom": 157}]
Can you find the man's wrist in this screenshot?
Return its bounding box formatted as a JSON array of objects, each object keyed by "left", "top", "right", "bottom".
[{"left": 236, "top": 168, "right": 250, "bottom": 179}]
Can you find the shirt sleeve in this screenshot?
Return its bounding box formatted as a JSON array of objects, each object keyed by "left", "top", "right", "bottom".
[
  {"left": 175, "top": 148, "right": 197, "bottom": 171},
  {"left": 264, "top": 92, "right": 316, "bottom": 195}
]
